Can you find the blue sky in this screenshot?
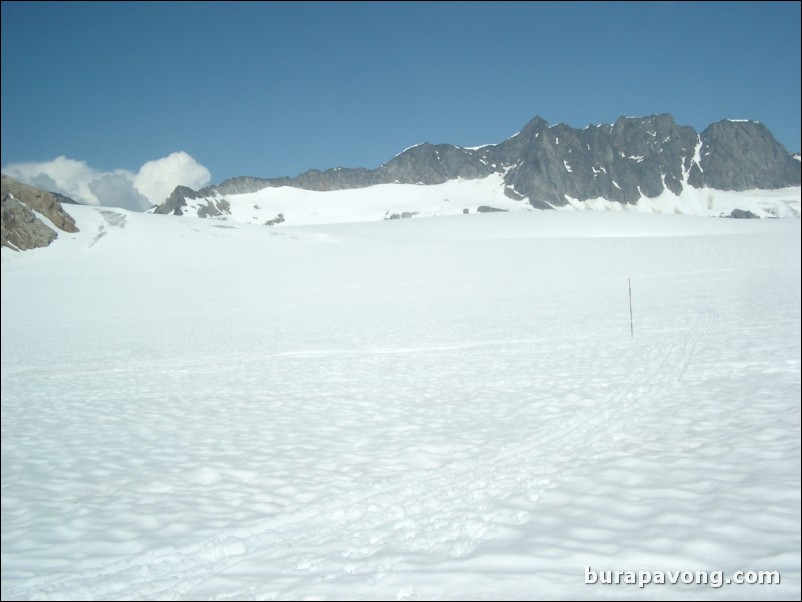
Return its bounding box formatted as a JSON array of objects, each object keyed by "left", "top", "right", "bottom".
[{"left": 1, "top": 1, "right": 800, "bottom": 205}]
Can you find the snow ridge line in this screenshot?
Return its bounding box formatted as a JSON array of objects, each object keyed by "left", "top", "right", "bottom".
[{"left": 14, "top": 311, "right": 717, "bottom": 600}]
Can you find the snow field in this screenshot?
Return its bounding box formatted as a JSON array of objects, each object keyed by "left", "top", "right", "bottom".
[{"left": 2, "top": 207, "right": 800, "bottom": 600}]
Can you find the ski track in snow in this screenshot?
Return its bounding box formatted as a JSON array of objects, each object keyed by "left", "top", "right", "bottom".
[{"left": 2, "top": 208, "right": 800, "bottom": 600}]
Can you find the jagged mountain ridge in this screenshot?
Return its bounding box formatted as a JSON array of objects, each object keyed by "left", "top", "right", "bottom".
[{"left": 154, "top": 114, "right": 800, "bottom": 216}]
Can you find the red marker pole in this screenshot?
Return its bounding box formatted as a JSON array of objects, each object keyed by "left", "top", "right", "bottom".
[{"left": 628, "top": 277, "right": 634, "bottom": 338}]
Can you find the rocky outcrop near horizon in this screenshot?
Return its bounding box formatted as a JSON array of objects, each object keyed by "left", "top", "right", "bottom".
[
  {"left": 152, "top": 114, "right": 801, "bottom": 216},
  {"left": 1, "top": 174, "right": 79, "bottom": 251}
]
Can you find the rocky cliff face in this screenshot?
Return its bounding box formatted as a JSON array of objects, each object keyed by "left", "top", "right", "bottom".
[
  {"left": 1, "top": 174, "right": 79, "bottom": 251},
  {"left": 691, "top": 120, "right": 800, "bottom": 190},
  {"left": 153, "top": 114, "right": 800, "bottom": 216},
  {"left": 496, "top": 115, "right": 703, "bottom": 207}
]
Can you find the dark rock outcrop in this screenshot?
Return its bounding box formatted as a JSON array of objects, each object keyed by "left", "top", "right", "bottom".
[
  {"left": 1, "top": 174, "right": 80, "bottom": 251},
  {"left": 728, "top": 209, "right": 760, "bottom": 219},
  {"left": 1, "top": 197, "right": 58, "bottom": 250}
]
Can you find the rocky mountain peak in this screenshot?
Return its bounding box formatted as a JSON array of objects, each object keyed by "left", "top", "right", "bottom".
[
  {"left": 514, "top": 115, "right": 550, "bottom": 141},
  {"left": 694, "top": 119, "right": 800, "bottom": 190},
  {"left": 378, "top": 143, "right": 493, "bottom": 184}
]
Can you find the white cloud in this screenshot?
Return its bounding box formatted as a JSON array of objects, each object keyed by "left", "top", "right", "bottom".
[
  {"left": 133, "top": 152, "right": 211, "bottom": 208},
  {"left": 88, "top": 173, "right": 151, "bottom": 212},
  {"left": 2, "top": 152, "right": 212, "bottom": 211},
  {"left": 3, "top": 156, "right": 100, "bottom": 206}
]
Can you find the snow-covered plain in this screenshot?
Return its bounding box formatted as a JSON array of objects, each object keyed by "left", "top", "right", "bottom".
[{"left": 1, "top": 205, "right": 800, "bottom": 600}]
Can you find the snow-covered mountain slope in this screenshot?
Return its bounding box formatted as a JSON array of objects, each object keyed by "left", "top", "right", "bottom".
[
  {"left": 2, "top": 207, "right": 800, "bottom": 600},
  {"left": 152, "top": 172, "right": 801, "bottom": 226},
  {"left": 562, "top": 184, "right": 801, "bottom": 217}
]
